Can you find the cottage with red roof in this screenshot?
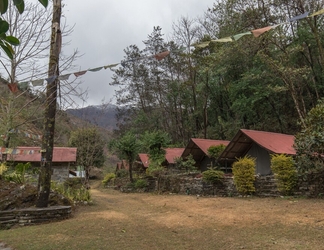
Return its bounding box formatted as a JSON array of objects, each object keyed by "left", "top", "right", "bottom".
[
  {"left": 218, "top": 129, "right": 296, "bottom": 175},
  {"left": 181, "top": 138, "right": 230, "bottom": 172},
  {"left": 164, "top": 148, "right": 185, "bottom": 168},
  {"left": 5, "top": 146, "right": 77, "bottom": 182}
]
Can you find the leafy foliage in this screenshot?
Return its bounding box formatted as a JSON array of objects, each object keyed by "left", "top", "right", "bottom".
[
  {"left": 3, "top": 162, "right": 31, "bottom": 184},
  {"left": 134, "top": 179, "right": 148, "bottom": 189},
  {"left": 0, "top": 163, "right": 7, "bottom": 176},
  {"left": 174, "top": 154, "right": 196, "bottom": 172},
  {"left": 109, "top": 132, "right": 140, "bottom": 182},
  {"left": 102, "top": 173, "right": 115, "bottom": 186},
  {"left": 110, "top": 1, "right": 324, "bottom": 142},
  {"left": 69, "top": 127, "right": 105, "bottom": 186},
  {"left": 141, "top": 130, "right": 170, "bottom": 174},
  {"left": 116, "top": 169, "right": 129, "bottom": 178},
  {"left": 202, "top": 169, "right": 224, "bottom": 184},
  {"left": 207, "top": 144, "right": 226, "bottom": 168},
  {"left": 232, "top": 156, "right": 256, "bottom": 195},
  {"left": 270, "top": 154, "right": 297, "bottom": 195},
  {"left": 51, "top": 181, "right": 91, "bottom": 203},
  {"left": 294, "top": 99, "right": 324, "bottom": 173},
  {"left": 0, "top": 0, "right": 48, "bottom": 58}
]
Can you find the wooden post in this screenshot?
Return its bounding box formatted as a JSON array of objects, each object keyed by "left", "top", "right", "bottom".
[{"left": 36, "top": 0, "right": 61, "bottom": 208}]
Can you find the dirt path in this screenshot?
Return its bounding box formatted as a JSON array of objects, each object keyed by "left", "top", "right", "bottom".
[{"left": 2, "top": 182, "right": 324, "bottom": 249}]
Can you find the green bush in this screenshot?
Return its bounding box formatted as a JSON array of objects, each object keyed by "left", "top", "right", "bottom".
[
  {"left": 146, "top": 165, "right": 164, "bottom": 177},
  {"left": 102, "top": 173, "right": 116, "bottom": 186},
  {"left": 202, "top": 169, "right": 224, "bottom": 184},
  {"left": 3, "top": 163, "right": 31, "bottom": 184},
  {"left": 232, "top": 156, "right": 256, "bottom": 195},
  {"left": 0, "top": 163, "right": 8, "bottom": 176},
  {"left": 51, "top": 181, "right": 91, "bottom": 202},
  {"left": 134, "top": 179, "right": 148, "bottom": 189},
  {"left": 270, "top": 154, "right": 297, "bottom": 195},
  {"left": 116, "top": 169, "right": 129, "bottom": 178},
  {"left": 4, "top": 172, "right": 23, "bottom": 184}
]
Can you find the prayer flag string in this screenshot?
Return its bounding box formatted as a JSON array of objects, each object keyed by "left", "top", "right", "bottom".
[
  {"left": 7, "top": 49, "right": 182, "bottom": 93},
  {"left": 191, "top": 8, "right": 324, "bottom": 47}
]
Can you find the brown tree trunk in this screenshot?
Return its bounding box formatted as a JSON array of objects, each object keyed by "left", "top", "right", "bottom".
[{"left": 36, "top": 0, "right": 61, "bottom": 208}]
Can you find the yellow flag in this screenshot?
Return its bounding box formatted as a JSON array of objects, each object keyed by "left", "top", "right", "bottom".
[
  {"left": 211, "top": 37, "right": 233, "bottom": 42},
  {"left": 310, "top": 8, "right": 324, "bottom": 17}
]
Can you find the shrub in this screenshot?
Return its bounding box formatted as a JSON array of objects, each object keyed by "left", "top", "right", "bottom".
[
  {"left": 116, "top": 169, "right": 129, "bottom": 178},
  {"left": 102, "top": 173, "right": 116, "bottom": 186},
  {"left": 134, "top": 179, "right": 148, "bottom": 189},
  {"left": 270, "top": 154, "right": 297, "bottom": 195},
  {"left": 4, "top": 172, "right": 23, "bottom": 184},
  {"left": 294, "top": 99, "right": 324, "bottom": 173},
  {"left": 146, "top": 165, "right": 165, "bottom": 177},
  {"left": 202, "top": 169, "right": 224, "bottom": 184},
  {"left": 3, "top": 163, "right": 31, "bottom": 184},
  {"left": 207, "top": 144, "right": 226, "bottom": 168},
  {"left": 0, "top": 163, "right": 8, "bottom": 176},
  {"left": 51, "top": 181, "right": 91, "bottom": 202},
  {"left": 232, "top": 156, "right": 256, "bottom": 195}
]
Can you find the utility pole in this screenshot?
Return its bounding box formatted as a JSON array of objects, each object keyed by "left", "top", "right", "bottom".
[{"left": 36, "top": 0, "right": 61, "bottom": 208}]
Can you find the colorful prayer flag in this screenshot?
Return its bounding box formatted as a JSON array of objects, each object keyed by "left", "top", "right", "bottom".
[
  {"left": 251, "top": 26, "right": 273, "bottom": 37},
  {"left": 212, "top": 37, "right": 233, "bottom": 42},
  {"left": 192, "top": 41, "right": 210, "bottom": 48},
  {"left": 310, "top": 8, "right": 324, "bottom": 17},
  {"left": 18, "top": 82, "right": 29, "bottom": 91},
  {"left": 104, "top": 63, "right": 119, "bottom": 69},
  {"left": 31, "top": 79, "right": 43, "bottom": 86},
  {"left": 88, "top": 67, "right": 103, "bottom": 72},
  {"left": 45, "top": 75, "right": 57, "bottom": 84},
  {"left": 8, "top": 83, "right": 18, "bottom": 93},
  {"left": 58, "top": 74, "right": 71, "bottom": 80},
  {"left": 233, "top": 31, "right": 252, "bottom": 41},
  {"left": 74, "top": 70, "right": 87, "bottom": 77},
  {"left": 154, "top": 51, "right": 170, "bottom": 61},
  {"left": 288, "top": 12, "right": 309, "bottom": 22}
]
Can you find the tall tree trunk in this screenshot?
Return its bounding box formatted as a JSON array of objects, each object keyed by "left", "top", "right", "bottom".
[{"left": 36, "top": 0, "right": 61, "bottom": 208}]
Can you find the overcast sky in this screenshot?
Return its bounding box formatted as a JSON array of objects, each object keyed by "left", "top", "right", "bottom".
[{"left": 61, "top": 0, "right": 215, "bottom": 108}]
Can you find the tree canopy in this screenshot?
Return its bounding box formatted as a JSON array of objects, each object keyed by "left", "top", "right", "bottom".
[
  {"left": 111, "top": 1, "right": 324, "bottom": 145},
  {"left": 0, "top": 0, "right": 48, "bottom": 58}
]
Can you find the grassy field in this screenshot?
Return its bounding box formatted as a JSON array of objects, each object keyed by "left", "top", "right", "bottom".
[{"left": 1, "top": 181, "right": 324, "bottom": 250}]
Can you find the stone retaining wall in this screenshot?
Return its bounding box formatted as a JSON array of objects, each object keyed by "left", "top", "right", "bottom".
[
  {"left": 0, "top": 206, "right": 71, "bottom": 229},
  {"left": 115, "top": 171, "right": 324, "bottom": 198},
  {"left": 157, "top": 173, "right": 237, "bottom": 196}
]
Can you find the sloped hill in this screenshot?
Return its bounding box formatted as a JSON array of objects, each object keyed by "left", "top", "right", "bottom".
[{"left": 66, "top": 104, "right": 117, "bottom": 130}]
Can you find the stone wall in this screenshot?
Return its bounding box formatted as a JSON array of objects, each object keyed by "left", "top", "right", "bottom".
[
  {"left": 254, "top": 175, "right": 280, "bottom": 197},
  {"left": 157, "top": 173, "right": 237, "bottom": 196},
  {"left": 52, "top": 166, "right": 69, "bottom": 182},
  {"left": 295, "top": 170, "right": 324, "bottom": 197},
  {"left": 0, "top": 206, "right": 71, "bottom": 229},
  {"left": 114, "top": 171, "right": 324, "bottom": 198}
]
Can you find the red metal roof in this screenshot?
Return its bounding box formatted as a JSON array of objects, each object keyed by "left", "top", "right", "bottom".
[
  {"left": 165, "top": 148, "right": 185, "bottom": 164},
  {"left": 181, "top": 138, "right": 230, "bottom": 163},
  {"left": 138, "top": 153, "right": 149, "bottom": 168},
  {"left": 219, "top": 129, "right": 296, "bottom": 161},
  {"left": 190, "top": 138, "right": 230, "bottom": 155},
  {"left": 7, "top": 147, "right": 77, "bottom": 163},
  {"left": 241, "top": 129, "right": 296, "bottom": 154}
]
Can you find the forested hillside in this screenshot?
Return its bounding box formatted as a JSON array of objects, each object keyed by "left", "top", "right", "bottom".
[
  {"left": 0, "top": 81, "right": 113, "bottom": 148},
  {"left": 66, "top": 104, "right": 117, "bottom": 130},
  {"left": 110, "top": 0, "right": 324, "bottom": 145}
]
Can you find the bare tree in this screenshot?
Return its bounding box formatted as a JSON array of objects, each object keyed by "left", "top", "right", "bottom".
[{"left": 0, "top": 1, "right": 85, "bottom": 154}]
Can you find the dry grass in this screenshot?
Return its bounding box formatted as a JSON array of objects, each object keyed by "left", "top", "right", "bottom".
[{"left": 1, "top": 181, "right": 324, "bottom": 250}]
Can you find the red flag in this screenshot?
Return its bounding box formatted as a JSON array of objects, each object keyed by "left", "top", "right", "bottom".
[
  {"left": 74, "top": 70, "right": 87, "bottom": 77},
  {"left": 251, "top": 26, "right": 273, "bottom": 37},
  {"left": 8, "top": 83, "right": 18, "bottom": 93},
  {"left": 154, "top": 51, "right": 170, "bottom": 61}
]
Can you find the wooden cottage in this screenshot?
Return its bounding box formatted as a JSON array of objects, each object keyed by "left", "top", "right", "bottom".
[{"left": 218, "top": 129, "right": 296, "bottom": 175}]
